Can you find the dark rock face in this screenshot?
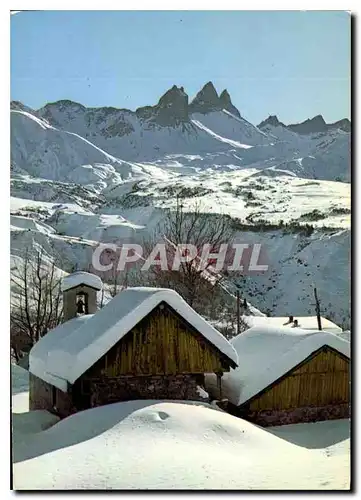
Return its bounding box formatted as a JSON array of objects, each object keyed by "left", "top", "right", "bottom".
[
  {"left": 41, "top": 99, "right": 86, "bottom": 115},
  {"left": 257, "top": 115, "right": 287, "bottom": 129},
  {"left": 258, "top": 114, "right": 351, "bottom": 136},
  {"left": 288, "top": 114, "right": 328, "bottom": 135},
  {"left": 11, "top": 101, "right": 31, "bottom": 112},
  {"left": 137, "top": 85, "right": 189, "bottom": 127},
  {"left": 328, "top": 118, "right": 351, "bottom": 133},
  {"left": 288, "top": 115, "right": 351, "bottom": 135},
  {"left": 219, "top": 89, "right": 241, "bottom": 118},
  {"left": 189, "top": 81, "right": 222, "bottom": 114}
]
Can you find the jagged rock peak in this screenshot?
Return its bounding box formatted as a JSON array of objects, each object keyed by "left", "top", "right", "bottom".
[
  {"left": 258, "top": 115, "right": 287, "bottom": 129},
  {"left": 329, "top": 118, "right": 351, "bottom": 133},
  {"left": 157, "top": 85, "right": 188, "bottom": 105},
  {"left": 219, "top": 89, "right": 241, "bottom": 118},
  {"left": 189, "top": 81, "right": 221, "bottom": 114},
  {"left": 136, "top": 84, "right": 189, "bottom": 126},
  {"left": 288, "top": 114, "right": 328, "bottom": 135},
  {"left": 11, "top": 100, "right": 26, "bottom": 111},
  {"left": 309, "top": 114, "right": 326, "bottom": 126},
  {"left": 11, "top": 101, "right": 40, "bottom": 118},
  {"left": 41, "top": 99, "right": 86, "bottom": 111}
]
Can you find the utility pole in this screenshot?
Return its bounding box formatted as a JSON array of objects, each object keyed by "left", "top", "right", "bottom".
[
  {"left": 236, "top": 288, "right": 240, "bottom": 335},
  {"left": 313, "top": 286, "right": 322, "bottom": 331}
]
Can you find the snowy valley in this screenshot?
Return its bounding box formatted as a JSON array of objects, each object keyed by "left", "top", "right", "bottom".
[{"left": 10, "top": 82, "right": 351, "bottom": 328}]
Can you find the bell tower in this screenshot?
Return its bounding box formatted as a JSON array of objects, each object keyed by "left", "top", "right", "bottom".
[{"left": 61, "top": 271, "right": 103, "bottom": 322}]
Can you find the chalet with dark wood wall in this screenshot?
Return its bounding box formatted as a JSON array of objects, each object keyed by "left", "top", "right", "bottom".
[
  {"left": 29, "top": 272, "right": 238, "bottom": 417},
  {"left": 205, "top": 325, "right": 350, "bottom": 426}
]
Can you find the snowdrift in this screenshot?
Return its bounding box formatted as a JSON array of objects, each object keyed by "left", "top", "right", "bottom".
[{"left": 13, "top": 399, "right": 350, "bottom": 490}]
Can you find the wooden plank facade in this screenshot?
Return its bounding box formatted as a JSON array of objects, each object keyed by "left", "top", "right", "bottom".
[
  {"left": 62, "top": 302, "right": 234, "bottom": 413},
  {"left": 82, "top": 302, "right": 231, "bottom": 379},
  {"left": 31, "top": 301, "right": 234, "bottom": 417},
  {"left": 248, "top": 346, "right": 349, "bottom": 412}
]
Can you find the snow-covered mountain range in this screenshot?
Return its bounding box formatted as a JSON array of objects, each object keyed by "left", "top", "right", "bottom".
[{"left": 10, "top": 82, "right": 351, "bottom": 328}]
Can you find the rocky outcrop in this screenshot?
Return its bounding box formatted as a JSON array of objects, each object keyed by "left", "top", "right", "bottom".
[
  {"left": 219, "top": 89, "right": 241, "bottom": 117},
  {"left": 288, "top": 114, "right": 328, "bottom": 135},
  {"left": 259, "top": 113, "right": 351, "bottom": 136},
  {"left": 328, "top": 118, "right": 351, "bottom": 133},
  {"left": 189, "top": 83, "right": 241, "bottom": 117},
  {"left": 137, "top": 85, "right": 189, "bottom": 127},
  {"left": 35, "top": 83, "right": 243, "bottom": 133},
  {"left": 189, "top": 81, "right": 222, "bottom": 114},
  {"left": 257, "top": 115, "right": 287, "bottom": 130}
]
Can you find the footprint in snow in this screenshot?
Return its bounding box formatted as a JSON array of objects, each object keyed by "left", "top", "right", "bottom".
[{"left": 153, "top": 411, "right": 170, "bottom": 421}]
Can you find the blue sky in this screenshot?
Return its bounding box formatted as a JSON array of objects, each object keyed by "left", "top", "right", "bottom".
[{"left": 11, "top": 10, "right": 350, "bottom": 125}]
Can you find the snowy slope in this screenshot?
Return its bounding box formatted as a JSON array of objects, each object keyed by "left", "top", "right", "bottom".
[
  {"left": 13, "top": 397, "right": 350, "bottom": 490},
  {"left": 10, "top": 179, "right": 350, "bottom": 328},
  {"left": 119, "top": 168, "right": 351, "bottom": 228},
  {"left": 191, "top": 109, "right": 270, "bottom": 147},
  {"left": 258, "top": 120, "right": 351, "bottom": 182},
  {"left": 10, "top": 83, "right": 351, "bottom": 328},
  {"left": 11, "top": 109, "right": 161, "bottom": 189},
  {"left": 35, "top": 99, "right": 262, "bottom": 162},
  {"left": 23, "top": 84, "right": 350, "bottom": 182}
]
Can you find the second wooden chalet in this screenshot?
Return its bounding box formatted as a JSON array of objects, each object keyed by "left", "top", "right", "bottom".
[{"left": 206, "top": 324, "right": 350, "bottom": 426}]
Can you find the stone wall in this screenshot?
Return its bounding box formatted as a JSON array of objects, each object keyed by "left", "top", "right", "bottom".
[
  {"left": 29, "top": 373, "right": 53, "bottom": 411},
  {"left": 29, "top": 373, "right": 73, "bottom": 417},
  {"left": 247, "top": 403, "right": 350, "bottom": 427},
  {"left": 89, "top": 374, "right": 207, "bottom": 408}
]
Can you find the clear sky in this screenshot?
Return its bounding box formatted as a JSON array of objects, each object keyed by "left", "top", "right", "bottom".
[{"left": 11, "top": 10, "right": 350, "bottom": 125}]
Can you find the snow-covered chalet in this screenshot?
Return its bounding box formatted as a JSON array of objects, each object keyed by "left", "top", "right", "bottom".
[
  {"left": 206, "top": 325, "right": 350, "bottom": 426},
  {"left": 29, "top": 272, "right": 238, "bottom": 417}
]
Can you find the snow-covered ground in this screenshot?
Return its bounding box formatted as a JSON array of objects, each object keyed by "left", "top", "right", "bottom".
[
  {"left": 12, "top": 365, "right": 350, "bottom": 490},
  {"left": 9, "top": 191, "right": 351, "bottom": 328}
]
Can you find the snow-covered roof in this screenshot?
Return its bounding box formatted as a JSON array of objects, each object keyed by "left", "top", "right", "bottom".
[
  {"left": 241, "top": 315, "right": 342, "bottom": 334},
  {"left": 61, "top": 271, "right": 103, "bottom": 292},
  {"left": 339, "top": 330, "right": 351, "bottom": 342},
  {"left": 205, "top": 325, "right": 350, "bottom": 407},
  {"left": 29, "top": 287, "right": 238, "bottom": 391}
]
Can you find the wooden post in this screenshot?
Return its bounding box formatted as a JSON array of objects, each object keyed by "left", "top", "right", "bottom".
[
  {"left": 313, "top": 286, "right": 322, "bottom": 331},
  {"left": 236, "top": 289, "right": 240, "bottom": 335}
]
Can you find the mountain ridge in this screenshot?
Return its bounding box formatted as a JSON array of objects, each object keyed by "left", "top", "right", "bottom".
[
  {"left": 11, "top": 79, "right": 350, "bottom": 132},
  {"left": 10, "top": 84, "right": 351, "bottom": 329}
]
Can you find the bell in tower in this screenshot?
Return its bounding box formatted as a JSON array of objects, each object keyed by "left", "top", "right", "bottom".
[
  {"left": 61, "top": 271, "right": 103, "bottom": 322},
  {"left": 76, "top": 294, "right": 86, "bottom": 315}
]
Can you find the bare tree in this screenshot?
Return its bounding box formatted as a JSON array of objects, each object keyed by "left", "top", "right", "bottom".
[
  {"left": 10, "top": 249, "right": 63, "bottom": 360},
  {"left": 108, "top": 266, "right": 130, "bottom": 298},
  {"left": 145, "top": 198, "right": 235, "bottom": 309}
]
